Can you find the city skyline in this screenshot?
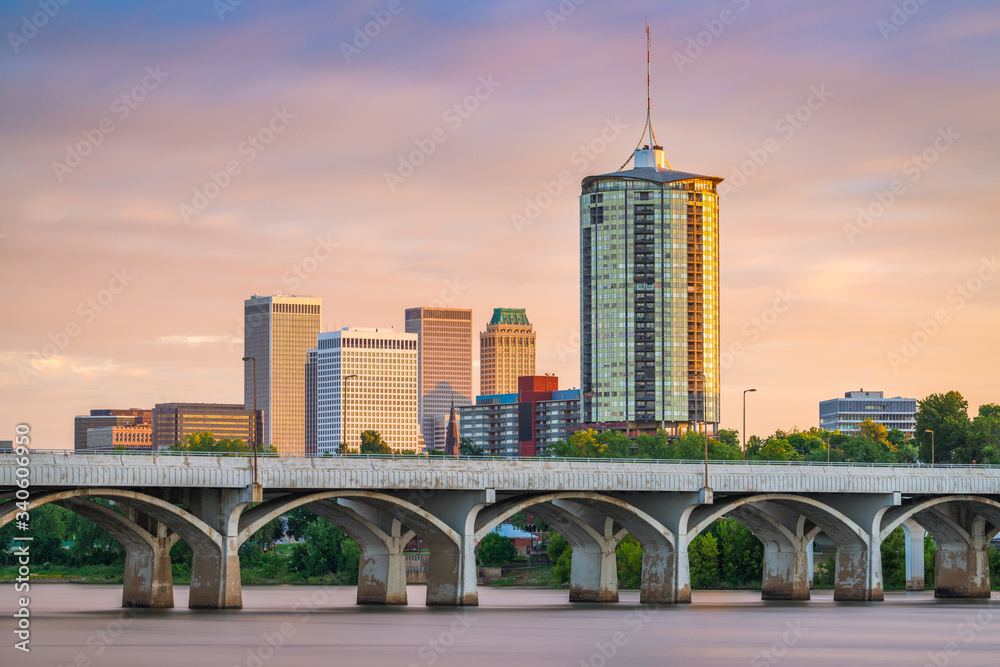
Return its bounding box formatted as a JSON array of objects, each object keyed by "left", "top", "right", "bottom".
[{"left": 2, "top": 2, "right": 997, "bottom": 449}]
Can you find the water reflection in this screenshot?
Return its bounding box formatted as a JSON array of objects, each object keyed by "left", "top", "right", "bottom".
[{"left": 1, "top": 585, "right": 998, "bottom": 666}]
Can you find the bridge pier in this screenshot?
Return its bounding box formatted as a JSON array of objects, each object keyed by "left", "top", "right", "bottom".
[
  {"left": 419, "top": 491, "right": 494, "bottom": 606},
  {"left": 120, "top": 514, "right": 175, "bottom": 609},
  {"left": 182, "top": 488, "right": 251, "bottom": 609},
  {"left": 902, "top": 519, "right": 926, "bottom": 592},
  {"left": 309, "top": 500, "right": 410, "bottom": 605}
]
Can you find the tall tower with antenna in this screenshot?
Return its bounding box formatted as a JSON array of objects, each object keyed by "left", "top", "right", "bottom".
[{"left": 579, "top": 23, "right": 722, "bottom": 436}]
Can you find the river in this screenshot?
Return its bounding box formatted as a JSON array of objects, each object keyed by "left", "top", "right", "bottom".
[{"left": 2, "top": 584, "right": 999, "bottom": 666}]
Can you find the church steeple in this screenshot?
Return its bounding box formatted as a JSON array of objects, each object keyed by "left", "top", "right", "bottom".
[
  {"left": 619, "top": 21, "right": 672, "bottom": 173},
  {"left": 445, "top": 397, "right": 460, "bottom": 456}
]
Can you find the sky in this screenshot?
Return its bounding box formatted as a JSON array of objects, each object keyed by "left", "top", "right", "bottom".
[{"left": 1, "top": 0, "right": 998, "bottom": 450}]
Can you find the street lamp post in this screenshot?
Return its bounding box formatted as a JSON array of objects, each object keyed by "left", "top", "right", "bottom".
[
  {"left": 925, "top": 429, "right": 935, "bottom": 467},
  {"left": 241, "top": 356, "right": 260, "bottom": 501},
  {"left": 742, "top": 388, "right": 756, "bottom": 462},
  {"left": 694, "top": 371, "right": 709, "bottom": 489},
  {"left": 342, "top": 374, "right": 358, "bottom": 454}
]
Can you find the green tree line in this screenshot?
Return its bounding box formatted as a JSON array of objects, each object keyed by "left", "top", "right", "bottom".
[{"left": 549, "top": 391, "right": 999, "bottom": 465}]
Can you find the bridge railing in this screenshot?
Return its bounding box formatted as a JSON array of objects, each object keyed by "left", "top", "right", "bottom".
[{"left": 15, "top": 449, "right": 1000, "bottom": 469}]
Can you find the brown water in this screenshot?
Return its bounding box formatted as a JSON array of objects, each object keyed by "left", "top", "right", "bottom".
[{"left": 1, "top": 584, "right": 999, "bottom": 666}]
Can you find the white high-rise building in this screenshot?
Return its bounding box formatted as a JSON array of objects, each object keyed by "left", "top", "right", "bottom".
[{"left": 313, "top": 327, "right": 419, "bottom": 455}]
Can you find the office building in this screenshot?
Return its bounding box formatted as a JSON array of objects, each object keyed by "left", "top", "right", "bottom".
[
  {"left": 244, "top": 294, "right": 321, "bottom": 455},
  {"left": 404, "top": 307, "right": 473, "bottom": 451},
  {"left": 819, "top": 390, "right": 917, "bottom": 437},
  {"left": 73, "top": 408, "right": 150, "bottom": 451},
  {"left": 579, "top": 52, "right": 721, "bottom": 436},
  {"left": 480, "top": 307, "right": 536, "bottom": 396},
  {"left": 151, "top": 402, "right": 261, "bottom": 450},
  {"left": 313, "top": 327, "right": 419, "bottom": 455},
  {"left": 87, "top": 423, "right": 153, "bottom": 451},
  {"left": 459, "top": 375, "right": 581, "bottom": 457}
]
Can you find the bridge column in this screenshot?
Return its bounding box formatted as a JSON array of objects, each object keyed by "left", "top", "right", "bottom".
[
  {"left": 183, "top": 488, "right": 250, "bottom": 609},
  {"left": 532, "top": 502, "right": 620, "bottom": 603},
  {"left": 419, "top": 491, "right": 494, "bottom": 606},
  {"left": 902, "top": 519, "right": 926, "bottom": 592},
  {"left": 330, "top": 500, "right": 410, "bottom": 605},
  {"left": 934, "top": 514, "right": 990, "bottom": 599},
  {"left": 725, "top": 502, "right": 813, "bottom": 601},
  {"left": 121, "top": 513, "right": 176, "bottom": 609}
]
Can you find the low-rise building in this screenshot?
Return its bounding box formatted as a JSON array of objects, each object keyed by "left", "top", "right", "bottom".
[
  {"left": 74, "top": 408, "right": 150, "bottom": 451},
  {"left": 87, "top": 423, "right": 154, "bottom": 451},
  {"left": 460, "top": 375, "right": 581, "bottom": 457},
  {"left": 151, "top": 403, "right": 261, "bottom": 450},
  {"left": 819, "top": 390, "right": 917, "bottom": 437}
]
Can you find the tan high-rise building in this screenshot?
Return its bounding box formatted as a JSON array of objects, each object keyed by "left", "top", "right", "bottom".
[
  {"left": 244, "top": 294, "right": 321, "bottom": 455},
  {"left": 480, "top": 308, "right": 536, "bottom": 396},
  {"left": 404, "top": 307, "right": 472, "bottom": 451}
]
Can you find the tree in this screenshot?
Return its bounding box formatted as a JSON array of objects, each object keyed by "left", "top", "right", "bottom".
[
  {"left": 171, "top": 432, "right": 265, "bottom": 453},
  {"left": 715, "top": 518, "right": 763, "bottom": 587},
  {"left": 859, "top": 419, "right": 889, "bottom": 446},
  {"left": 616, "top": 534, "right": 643, "bottom": 589},
  {"left": 284, "top": 507, "right": 318, "bottom": 541},
  {"left": 459, "top": 437, "right": 484, "bottom": 457},
  {"left": 915, "top": 391, "right": 970, "bottom": 463},
  {"left": 688, "top": 532, "right": 720, "bottom": 588},
  {"left": 288, "top": 520, "right": 356, "bottom": 578},
  {"left": 359, "top": 430, "right": 391, "bottom": 455},
  {"left": 548, "top": 532, "right": 573, "bottom": 584},
  {"left": 477, "top": 532, "right": 516, "bottom": 567}
]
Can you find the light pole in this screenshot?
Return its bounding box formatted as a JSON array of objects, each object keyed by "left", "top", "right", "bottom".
[
  {"left": 925, "top": 429, "right": 934, "bottom": 467},
  {"left": 342, "top": 374, "right": 358, "bottom": 454},
  {"left": 241, "top": 356, "right": 260, "bottom": 500},
  {"left": 742, "top": 388, "right": 756, "bottom": 462},
  {"left": 694, "top": 371, "right": 709, "bottom": 488}
]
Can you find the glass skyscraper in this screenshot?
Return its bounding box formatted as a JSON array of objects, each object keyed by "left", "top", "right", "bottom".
[
  {"left": 243, "top": 294, "right": 321, "bottom": 455},
  {"left": 580, "top": 123, "right": 721, "bottom": 434},
  {"left": 404, "top": 307, "right": 472, "bottom": 451}
]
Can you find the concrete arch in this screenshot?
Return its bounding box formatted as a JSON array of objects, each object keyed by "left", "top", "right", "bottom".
[
  {"left": 880, "top": 496, "right": 1000, "bottom": 542},
  {"left": 472, "top": 491, "right": 681, "bottom": 604},
  {"left": 687, "top": 494, "right": 866, "bottom": 547},
  {"left": 472, "top": 492, "right": 674, "bottom": 548},
  {"left": 0, "top": 488, "right": 219, "bottom": 555},
  {"left": 882, "top": 496, "right": 1000, "bottom": 599},
  {"left": 53, "top": 498, "right": 179, "bottom": 608},
  {"left": 232, "top": 490, "right": 466, "bottom": 606},
  {"left": 235, "top": 490, "right": 460, "bottom": 549}
]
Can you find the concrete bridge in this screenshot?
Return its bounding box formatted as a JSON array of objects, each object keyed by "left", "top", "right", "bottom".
[{"left": 2, "top": 452, "right": 998, "bottom": 610}]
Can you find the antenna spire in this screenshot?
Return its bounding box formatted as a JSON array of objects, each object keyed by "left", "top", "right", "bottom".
[{"left": 619, "top": 20, "right": 668, "bottom": 171}]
